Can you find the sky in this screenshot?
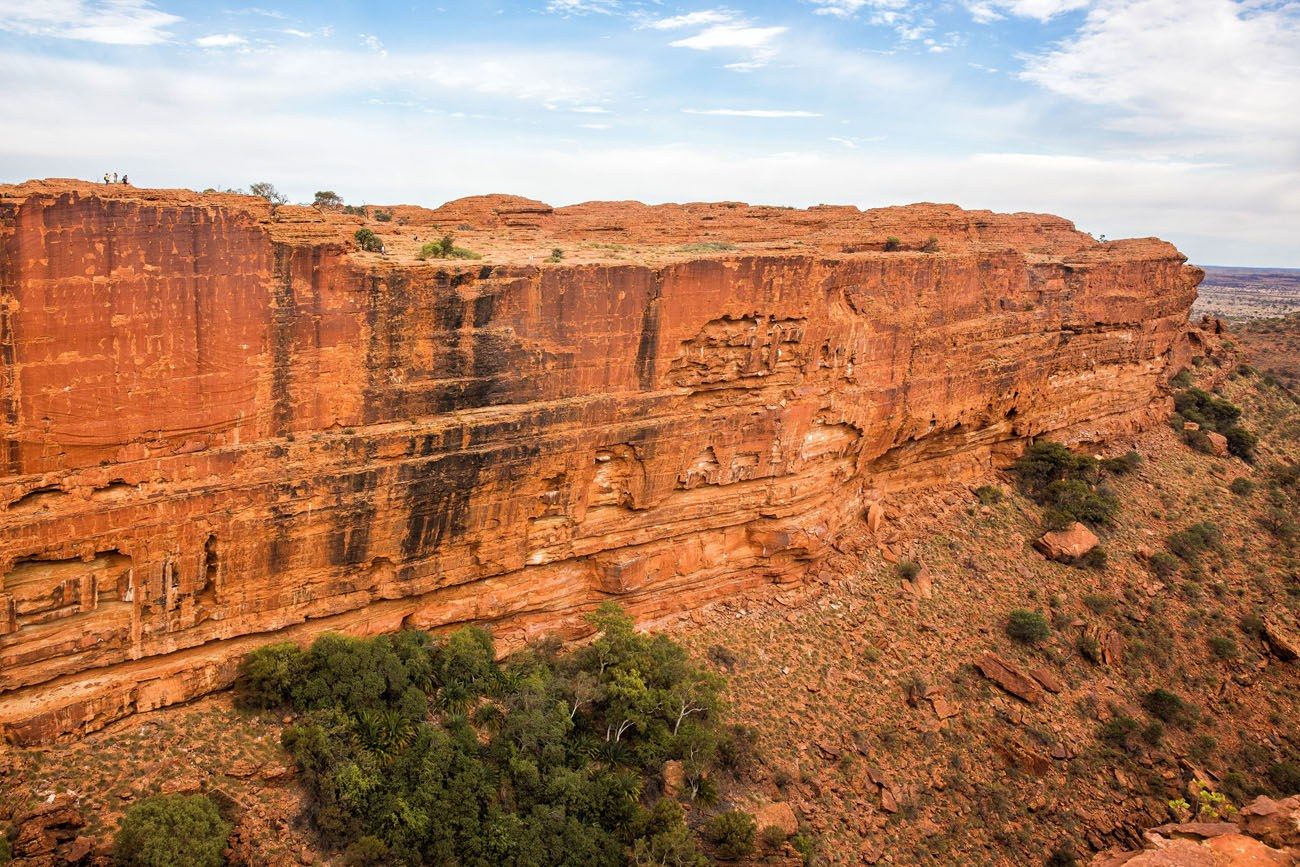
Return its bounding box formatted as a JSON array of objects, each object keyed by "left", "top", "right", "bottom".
[{"left": 0, "top": 0, "right": 1296, "bottom": 266}]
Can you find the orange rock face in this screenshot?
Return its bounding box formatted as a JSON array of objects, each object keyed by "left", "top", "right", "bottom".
[{"left": 0, "top": 181, "right": 1200, "bottom": 744}]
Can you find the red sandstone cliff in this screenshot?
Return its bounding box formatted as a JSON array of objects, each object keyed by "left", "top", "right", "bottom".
[{"left": 0, "top": 180, "right": 1200, "bottom": 744}]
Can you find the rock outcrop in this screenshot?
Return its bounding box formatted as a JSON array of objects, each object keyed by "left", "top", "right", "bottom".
[
  {"left": 0, "top": 181, "right": 1199, "bottom": 744},
  {"left": 1092, "top": 795, "right": 1300, "bottom": 865},
  {"left": 1036, "top": 521, "right": 1101, "bottom": 562}
]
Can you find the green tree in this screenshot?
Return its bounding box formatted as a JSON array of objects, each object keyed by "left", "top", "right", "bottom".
[
  {"left": 114, "top": 794, "right": 231, "bottom": 867},
  {"left": 249, "top": 181, "right": 286, "bottom": 206},
  {"left": 313, "top": 190, "right": 344, "bottom": 210},
  {"left": 354, "top": 228, "right": 383, "bottom": 253}
]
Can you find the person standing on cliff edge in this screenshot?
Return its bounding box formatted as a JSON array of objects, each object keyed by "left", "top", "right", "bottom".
[{"left": 122, "top": 175, "right": 128, "bottom": 185}]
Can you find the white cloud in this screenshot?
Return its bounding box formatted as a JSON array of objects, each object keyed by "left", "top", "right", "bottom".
[
  {"left": 0, "top": 0, "right": 180, "bottom": 44},
  {"left": 195, "top": 33, "right": 248, "bottom": 48},
  {"left": 546, "top": 0, "right": 621, "bottom": 14},
  {"left": 964, "top": 0, "right": 1090, "bottom": 22},
  {"left": 808, "top": 0, "right": 909, "bottom": 17},
  {"left": 359, "top": 33, "right": 386, "bottom": 56},
  {"left": 669, "top": 24, "right": 787, "bottom": 50},
  {"left": 644, "top": 10, "right": 737, "bottom": 29},
  {"left": 684, "top": 108, "right": 822, "bottom": 117},
  {"left": 1020, "top": 0, "right": 1300, "bottom": 153},
  {"left": 571, "top": 106, "right": 609, "bottom": 113}
]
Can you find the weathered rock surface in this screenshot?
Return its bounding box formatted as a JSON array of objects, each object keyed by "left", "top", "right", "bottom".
[
  {"left": 1092, "top": 795, "right": 1300, "bottom": 866},
  {"left": 0, "top": 181, "right": 1199, "bottom": 743},
  {"left": 1036, "top": 521, "right": 1101, "bottom": 561},
  {"left": 1263, "top": 614, "right": 1300, "bottom": 662},
  {"left": 975, "top": 653, "right": 1047, "bottom": 704}
]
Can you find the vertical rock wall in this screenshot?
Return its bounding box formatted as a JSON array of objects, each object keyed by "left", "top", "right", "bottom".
[{"left": 0, "top": 183, "right": 1199, "bottom": 743}]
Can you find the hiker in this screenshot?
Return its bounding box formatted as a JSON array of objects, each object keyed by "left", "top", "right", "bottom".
[
  {"left": 111, "top": 172, "right": 118, "bottom": 183},
  {"left": 103, "top": 173, "right": 110, "bottom": 184},
  {"left": 121, "top": 175, "right": 128, "bottom": 185}
]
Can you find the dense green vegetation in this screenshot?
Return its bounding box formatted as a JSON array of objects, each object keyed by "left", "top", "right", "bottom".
[
  {"left": 418, "top": 234, "right": 482, "bottom": 261},
  {"left": 1011, "top": 441, "right": 1120, "bottom": 530},
  {"left": 1171, "top": 387, "right": 1257, "bottom": 461},
  {"left": 113, "top": 794, "right": 231, "bottom": 867},
  {"left": 235, "top": 605, "right": 751, "bottom": 866}
]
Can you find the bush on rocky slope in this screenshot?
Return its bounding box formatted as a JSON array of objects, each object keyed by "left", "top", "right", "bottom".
[
  {"left": 236, "top": 604, "right": 743, "bottom": 866},
  {"left": 113, "top": 794, "right": 230, "bottom": 867}
]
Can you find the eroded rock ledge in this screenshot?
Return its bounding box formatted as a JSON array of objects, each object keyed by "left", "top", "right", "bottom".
[{"left": 0, "top": 181, "right": 1199, "bottom": 744}]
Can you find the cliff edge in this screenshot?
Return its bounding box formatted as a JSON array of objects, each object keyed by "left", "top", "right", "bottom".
[{"left": 0, "top": 181, "right": 1200, "bottom": 743}]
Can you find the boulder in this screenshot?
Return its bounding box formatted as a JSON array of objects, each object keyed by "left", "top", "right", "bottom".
[
  {"left": 1206, "top": 431, "right": 1229, "bottom": 457},
  {"left": 975, "top": 653, "right": 1046, "bottom": 704},
  {"left": 1238, "top": 795, "right": 1300, "bottom": 849},
  {"left": 754, "top": 801, "right": 799, "bottom": 838},
  {"left": 866, "top": 502, "right": 885, "bottom": 534},
  {"left": 1035, "top": 522, "right": 1100, "bottom": 562},
  {"left": 1262, "top": 615, "right": 1300, "bottom": 662}
]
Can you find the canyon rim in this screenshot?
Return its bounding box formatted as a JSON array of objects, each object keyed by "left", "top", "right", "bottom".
[{"left": 0, "top": 180, "right": 1200, "bottom": 746}]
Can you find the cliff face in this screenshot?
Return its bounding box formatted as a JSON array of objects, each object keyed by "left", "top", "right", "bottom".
[{"left": 0, "top": 181, "right": 1199, "bottom": 744}]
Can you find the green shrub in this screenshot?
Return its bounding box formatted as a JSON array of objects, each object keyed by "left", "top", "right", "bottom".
[
  {"left": 759, "top": 823, "right": 790, "bottom": 849},
  {"left": 1174, "top": 388, "right": 1241, "bottom": 430},
  {"left": 341, "top": 836, "right": 391, "bottom": 866},
  {"left": 704, "top": 811, "right": 756, "bottom": 860},
  {"left": 1229, "top": 477, "right": 1256, "bottom": 496},
  {"left": 1260, "top": 506, "right": 1297, "bottom": 541},
  {"left": 373, "top": 209, "right": 393, "bottom": 222},
  {"left": 1239, "top": 613, "right": 1266, "bottom": 637},
  {"left": 1081, "top": 593, "right": 1116, "bottom": 614},
  {"left": 114, "top": 794, "right": 231, "bottom": 867},
  {"left": 1101, "top": 451, "right": 1142, "bottom": 475},
  {"left": 1143, "top": 688, "right": 1190, "bottom": 725},
  {"left": 1224, "top": 426, "right": 1258, "bottom": 462},
  {"left": 353, "top": 228, "right": 383, "bottom": 253},
  {"left": 546, "top": 247, "right": 565, "bottom": 263},
  {"left": 234, "top": 641, "right": 304, "bottom": 709},
  {"left": 974, "top": 484, "right": 1003, "bottom": 505},
  {"left": 1149, "top": 551, "right": 1180, "bottom": 580},
  {"left": 1208, "top": 635, "right": 1238, "bottom": 660},
  {"left": 417, "top": 233, "right": 482, "bottom": 260},
  {"left": 1012, "top": 442, "right": 1116, "bottom": 528},
  {"left": 1170, "top": 369, "right": 1194, "bottom": 389},
  {"left": 1099, "top": 716, "right": 1141, "bottom": 751},
  {"left": 1046, "top": 844, "right": 1079, "bottom": 867},
  {"left": 1006, "top": 609, "right": 1050, "bottom": 645},
  {"left": 921, "top": 236, "right": 939, "bottom": 253},
  {"left": 790, "top": 833, "right": 816, "bottom": 865},
  {"left": 0, "top": 832, "right": 9, "bottom": 866},
  {"left": 896, "top": 560, "right": 921, "bottom": 581},
  {"left": 1074, "top": 546, "right": 1107, "bottom": 571},
  {"left": 1269, "top": 762, "right": 1300, "bottom": 794},
  {"left": 883, "top": 236, "right": 901, "bottom": 251},
  {"left": 1168, "top": 522, "right": 1222, "bottom": 563}
]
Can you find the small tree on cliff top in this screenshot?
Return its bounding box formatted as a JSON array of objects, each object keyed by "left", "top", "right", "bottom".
[
  {"left": 313, "top": 190, "right": 344, "bottom": 211},
  {"left": 249, "top": 181, "right": 286, "bottom": 206}
]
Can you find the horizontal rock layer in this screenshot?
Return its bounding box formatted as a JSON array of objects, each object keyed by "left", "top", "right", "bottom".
[{"left": 0, "top": 182, "right": 1199, "bottom": 743}]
